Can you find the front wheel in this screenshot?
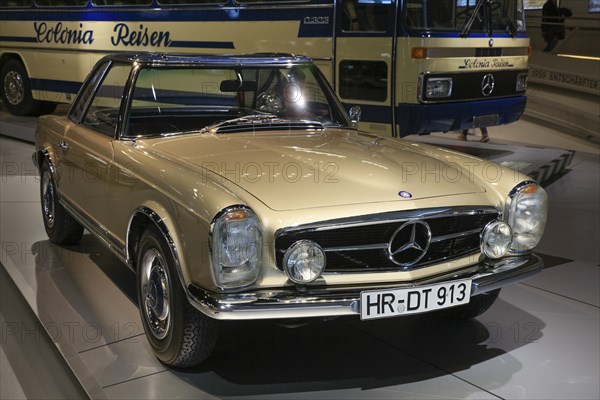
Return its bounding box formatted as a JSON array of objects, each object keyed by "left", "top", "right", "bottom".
[
  {"left": 137, "top": 225, "right": 218, "bottom": 367},
  {"left": 439, "top": 289, "right": 501, "bottom": 319}
]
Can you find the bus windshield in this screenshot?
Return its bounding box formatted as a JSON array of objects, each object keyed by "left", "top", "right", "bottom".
[{"left": 404, "top": 0, "right": 524, "bottom": 34}]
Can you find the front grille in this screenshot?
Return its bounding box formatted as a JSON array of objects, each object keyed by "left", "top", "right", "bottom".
[
  {"left": 476, "top": 48, "right": 502, "bottom": 57},
  {"left": 421, "top": 69, "right": 527, "bottom": 102},
  {"left": 275, "top": 207, "right": 499, "bottom": 273}
]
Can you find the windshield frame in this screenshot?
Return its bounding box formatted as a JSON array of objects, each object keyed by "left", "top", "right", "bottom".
[{"left": 118, "top": 62, "right": 352, "bottom": 139}]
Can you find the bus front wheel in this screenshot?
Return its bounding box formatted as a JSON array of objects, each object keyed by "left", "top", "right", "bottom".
[{"left": 1, "top": 58, "right": 56, "bottom": 116}]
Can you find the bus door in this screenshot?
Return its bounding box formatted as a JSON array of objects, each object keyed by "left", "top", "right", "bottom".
[{"left": 335, "top": 0, "right": 397, "bottom": 136}]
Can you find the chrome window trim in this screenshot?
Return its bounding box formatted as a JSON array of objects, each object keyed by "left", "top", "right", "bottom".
[{"left": 68, "top": 60, "right": 112, "bottom": 124}]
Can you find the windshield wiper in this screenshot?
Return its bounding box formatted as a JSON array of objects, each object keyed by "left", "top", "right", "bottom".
[
  {"left": 461, "top": 0, "right": 498, "bottom": 38},
  {"left": 199, "top": 113, "right": 280, "bottom": 133},
  {"left": 505, "top": 15, "right": 517, "bottom": 38}
]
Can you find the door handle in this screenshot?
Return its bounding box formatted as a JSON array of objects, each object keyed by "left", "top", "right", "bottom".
[{"left": 58, "top": 141, "right": 69, "bottom": 150}]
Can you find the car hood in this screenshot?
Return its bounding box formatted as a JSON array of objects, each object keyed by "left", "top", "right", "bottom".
[{"left": 148, "top": 130, "right": 487, "bottom": 211}]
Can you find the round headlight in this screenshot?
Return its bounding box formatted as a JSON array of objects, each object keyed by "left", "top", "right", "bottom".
[
  {"left": 283, "top": 240, "right": 326, "bottom": 284},
  {"left": 211, "top": 207, "right": 261, "bottom": 288},
  {"left": 506, "top": 182, "right": 548, "bottom": 253},
  {"left": 481, "top": 220, "right": 512, "bottom": 259}
]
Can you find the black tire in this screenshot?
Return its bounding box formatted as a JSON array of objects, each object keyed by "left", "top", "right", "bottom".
[
  {"left": 1, "top": 58, "right": 54, "bottom": 116},
  {"left": 40, "top": 160, "right": 84, "bottom": 245},
  {"left": 439, "top": 289, "right": 501, "bottom": 320},
  {"left": 40, "top": 101, "right": 58, "bottom": 115},
  {"left": 136, "top": 224, "right": 218, "bottom": 368}
]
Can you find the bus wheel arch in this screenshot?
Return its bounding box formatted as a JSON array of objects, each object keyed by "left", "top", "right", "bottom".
[{"left": 0, "top": 55, "right": 56, "bottom": 116}]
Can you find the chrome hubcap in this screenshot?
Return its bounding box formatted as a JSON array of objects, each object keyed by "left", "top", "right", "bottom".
[
  {"left": 4, "top": 71, "right": 25, "bottom": 106},
  {"left": 141, "top": 248, "right": 171, "bottom": 340},
  {"left": 41, "top": 171, "right": 55, "bottom": 229}
]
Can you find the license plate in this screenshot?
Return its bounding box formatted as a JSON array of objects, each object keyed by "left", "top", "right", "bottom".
[
  {"left": 360, "top": 279, "right": 472, "bottom": 320},
  {"left": 473, "top": 114, "right": 499, "bottom": 128}
]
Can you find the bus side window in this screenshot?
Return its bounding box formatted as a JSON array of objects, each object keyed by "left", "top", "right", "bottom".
[
  {"left": 339, "top": 60, "right": 387, "bottom": 102},
  {"left": 36, "top": 0, "right": 87, "bottom": 6},
  {"left": 92, "top": 0, "right": 152, "bottom": 5},
  {"left": 342, "top": 0, "right": 391, "bottom": 32},
  {"left": 0, "top": 0, "right": 31, "bottom": 7}
]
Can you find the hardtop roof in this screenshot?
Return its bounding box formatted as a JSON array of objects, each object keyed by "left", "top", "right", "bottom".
[{"left": 100, "top": 52, "right": 313, "bottom": 67}]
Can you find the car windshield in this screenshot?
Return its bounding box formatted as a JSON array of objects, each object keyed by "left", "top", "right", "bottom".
[
  {"left": 123, "top": 64, "right": 351, "bottom": 137},
  {"left": 404, "top": 0, "right": 525, "bottom": 34}
]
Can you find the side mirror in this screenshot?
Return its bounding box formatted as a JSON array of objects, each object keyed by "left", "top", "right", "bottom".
[{"left": 349, "top": 106, "right": 361, "bottom": 128}]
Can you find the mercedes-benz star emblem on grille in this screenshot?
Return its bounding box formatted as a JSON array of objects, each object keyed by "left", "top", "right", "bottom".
[
  {"left": 481, "top": 74, "right": 495, "bottom": 97},
  {"left": 388, "top": 221, "right": 432, "bottom": 267}
]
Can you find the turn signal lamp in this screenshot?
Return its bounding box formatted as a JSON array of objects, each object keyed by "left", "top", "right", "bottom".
[{"left": 412, "top": 47, "right": 427, "bottom": 59}]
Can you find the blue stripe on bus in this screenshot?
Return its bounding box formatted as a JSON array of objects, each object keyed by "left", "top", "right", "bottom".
[
  {"left": 0, "top": 8, "right": 331, "bottom": 23},
  {"left": 31, "top": 78, "right": 82, "bottom": 94},
  {"left": 0, "top": 36, "right": 37, "bottom": 43},
  {"left": 342, "top": 98, "right": 527, "bottom": 136}
]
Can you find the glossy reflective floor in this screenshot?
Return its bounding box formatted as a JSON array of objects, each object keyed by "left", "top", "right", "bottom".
[{"left": 1, "top": 114, "right": 599, "bottom": 399}]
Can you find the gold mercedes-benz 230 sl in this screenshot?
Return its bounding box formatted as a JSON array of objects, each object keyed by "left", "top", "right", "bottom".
[{"left": 34, "top": 53, "right": 547, "bottom": 367}]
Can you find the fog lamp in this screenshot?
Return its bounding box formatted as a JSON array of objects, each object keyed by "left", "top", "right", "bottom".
[
  {"left": 426, "top": 77, "right": 452, "bottom": 98},
  {"left": 481, "top": 220, "right": 512, "bottom": 259},
  {"left": 283, "top": 240, "right": 326, "bottom": 284}
]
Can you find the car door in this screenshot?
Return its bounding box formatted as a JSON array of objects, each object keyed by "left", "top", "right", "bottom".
[
  {"left": 335, "top": 0, "right": 396, "bottom": 136},
  {"left": 59, "top": 63, "right": 130, "bottom": 231}
]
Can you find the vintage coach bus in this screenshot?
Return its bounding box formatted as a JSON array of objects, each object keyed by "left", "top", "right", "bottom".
[{"left": 0, "top": 0, "right": 530, "bottom": 137}]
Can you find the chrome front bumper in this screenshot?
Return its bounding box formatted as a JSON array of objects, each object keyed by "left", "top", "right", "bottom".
[{"left": 186, "top": 254, "right": 543, "bottom": 320}]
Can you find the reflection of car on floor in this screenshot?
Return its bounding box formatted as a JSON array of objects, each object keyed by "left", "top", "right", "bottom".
[{"left": 33, "top": 53, "right": 548, "bottom": 367}]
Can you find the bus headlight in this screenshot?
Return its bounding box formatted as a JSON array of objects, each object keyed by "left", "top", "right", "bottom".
[
  {"left": 505, "top": 182, "right": 548, "bottom": 253},
  {"left": 426, "top": 77, "right": 453, "bottom": 98},
  {"left": 516, "top": 72, "right": 528, "bottom": 92},
  {"left": 211, "top": 207, "right": 261, "bottom": 288}
]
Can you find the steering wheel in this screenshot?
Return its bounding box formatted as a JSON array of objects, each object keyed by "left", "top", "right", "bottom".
[{"left": 255, "top": 91, "right": 284, "bottom": 114}]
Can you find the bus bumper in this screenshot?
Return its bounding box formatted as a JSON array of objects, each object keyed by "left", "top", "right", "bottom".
[{"left": 397, "top": 96, "right": 527, "bottom": 137}]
